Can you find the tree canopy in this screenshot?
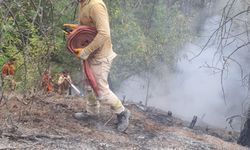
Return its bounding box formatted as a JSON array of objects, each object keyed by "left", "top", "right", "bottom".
[{"left": 0, "top": 0, "right": 210, "bottom": 92}]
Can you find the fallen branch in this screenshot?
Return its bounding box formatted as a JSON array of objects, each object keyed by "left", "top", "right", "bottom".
[{"left": 2, "top": 133, "right": 65, "bottom": 142}]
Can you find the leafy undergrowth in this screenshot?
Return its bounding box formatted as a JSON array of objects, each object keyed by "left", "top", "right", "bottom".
[{"left": 0, "top": 94, "right": 247, "bottom": 150}]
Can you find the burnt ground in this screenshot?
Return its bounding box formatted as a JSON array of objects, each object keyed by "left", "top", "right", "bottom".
[{"left": 0, "top": 93, "right": 248, "bottom": 150}]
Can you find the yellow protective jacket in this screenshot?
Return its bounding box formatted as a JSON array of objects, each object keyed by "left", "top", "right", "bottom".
[{"left": 79, "top": 0, "right": 116, "bottom": 59}]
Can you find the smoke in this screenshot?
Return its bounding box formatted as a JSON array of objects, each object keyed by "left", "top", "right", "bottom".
[{"left": 117, "top": 0, "right": 250, "bottom": 130}]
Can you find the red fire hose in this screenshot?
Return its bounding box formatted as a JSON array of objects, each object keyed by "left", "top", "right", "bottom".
[{"left": 66, "top": 26, "right": 99, "bottom": 96}]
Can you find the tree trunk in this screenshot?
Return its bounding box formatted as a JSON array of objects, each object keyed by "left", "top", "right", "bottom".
[{"left": 237, "top": 107, "right": 250, "bottom": 147}]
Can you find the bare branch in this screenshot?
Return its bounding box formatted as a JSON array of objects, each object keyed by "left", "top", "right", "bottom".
[{"left": 190, "top": 8, "right": 250, "bottom": 61}]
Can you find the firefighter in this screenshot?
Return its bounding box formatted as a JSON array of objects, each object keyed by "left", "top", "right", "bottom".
[
  {"left": 1, "top": 58, "right": 16, "bottom": 91},
  {"left": 41, "top": 70, "right": 53, "bottom": 93},
  {"left": 57, "top": 70, "right": 72, "bottom": 96},
  {"left": 69, "top": 0, "right": 131, "bottom": 132}
]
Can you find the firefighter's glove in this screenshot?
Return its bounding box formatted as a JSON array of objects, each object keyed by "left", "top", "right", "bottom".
[
  {"left": 63, "top": 24, "right": 78, "bottom": 30},
  {"left": 63, "top": 24, "right": 78, "bottom": 36},
  {"left": 74, "top": 48, "right": 90, "bottom": 60},
  {"left": 63, "top": 31, "right": 70, "bottom": 36}
]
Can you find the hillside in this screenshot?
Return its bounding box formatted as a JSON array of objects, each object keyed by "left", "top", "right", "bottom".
[{"left": 0, "top": 94, "right": 248, "bottom": 150}]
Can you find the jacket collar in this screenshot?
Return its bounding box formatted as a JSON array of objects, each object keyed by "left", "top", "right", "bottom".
[{"left": 80, "top": 0, "right": 90, "bottom": 6}]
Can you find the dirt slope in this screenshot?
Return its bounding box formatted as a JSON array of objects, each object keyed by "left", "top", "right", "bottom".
[{"left": 0, "top": 94, "right": 248, "bottom": 150}]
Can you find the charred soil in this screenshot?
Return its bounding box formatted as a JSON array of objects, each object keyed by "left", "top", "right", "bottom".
[{"left": 0, "top": 94, "right": 248, "bottom": 150}]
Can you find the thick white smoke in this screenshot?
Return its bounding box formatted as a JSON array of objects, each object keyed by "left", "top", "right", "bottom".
[{"left": 117, "top": 1, "right": 250, "bottom": 130}]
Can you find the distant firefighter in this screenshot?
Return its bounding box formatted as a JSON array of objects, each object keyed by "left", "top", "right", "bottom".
[
  {"left": 1, "top": 58, "right": 16, "bottom": 91},
  {"left": 57, "top": 70, "right": 72, "bottom": 95},
  {"left": 41, "top": 70, "right": 53, "bottom": 93}
]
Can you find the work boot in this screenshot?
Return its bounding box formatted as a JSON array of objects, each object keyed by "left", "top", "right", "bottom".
[
  {"left": 117, "top": 109, "right": 131, "bottom": 132},
  {"left": 73, "top": 111, "right": 98, "bottom": 121}
]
